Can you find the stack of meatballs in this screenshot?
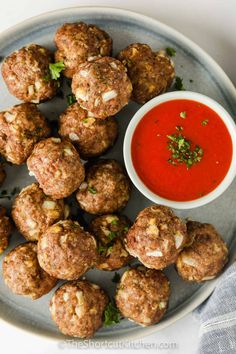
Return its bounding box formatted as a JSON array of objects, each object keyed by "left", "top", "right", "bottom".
[{"left": 0, "top": 22, "right": 229, "bottom": 339}]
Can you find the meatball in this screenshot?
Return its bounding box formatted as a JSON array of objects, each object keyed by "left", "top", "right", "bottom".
[
  {"left": 125, "top": 205, "right": 187, "bottom": 270},
  {"left": 72, "top": 57, "right": 132, "bottom": 119},
  {"left": 12, "top": 183, "right": 69, "bottom": 241},
  {"left": 3, "top": 242, "right": 57, "bottom": 299},
  {"left": 76, "top": 159, "right": 131, "bottom": 215},
  {"left": 0, "top": 206, "right": 13, "bottom": 254},
  {"left": 27, "top": 137, "right": 85, "bottom": 199},
  {"left": 89, "top": 214, "right": 132, "bottom": 270},
  {"left": 0, "top": 103, "right": 50, "bottom": 164},
  {"left": 37, "top": 220, "right": 98, "bottom": 280},
  {"left": 50, "top": 279, "right": 108, "bottom": 338},
  {"left": 116, "top": 266, "right": 170, "bottom": 326},
  {"left": 176, "top": 221, "right": 228, "bottom": 282},
  {"left": 0, "top": 163, "right": 6, "bottom": 186},
  {"left": 59, "top": 103, "right": 118, "bottom": 159},
  {"left": 1, "top": 44, "right": 57, "bottom": 103},
  {"left": 117, "top": 43, "right": 175, "bottom": 104},
  {"left": 54, "top": 22, "right": 112, "bottom": 78}
]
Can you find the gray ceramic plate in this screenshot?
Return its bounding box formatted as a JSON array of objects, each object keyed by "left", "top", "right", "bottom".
[{"left": 0, "top": 6, "right": 236, "bottom": 342}]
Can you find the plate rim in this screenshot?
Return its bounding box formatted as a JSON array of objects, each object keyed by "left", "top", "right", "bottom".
[{"left": 0, "top": 5, "right": 236, "bottom": 342}]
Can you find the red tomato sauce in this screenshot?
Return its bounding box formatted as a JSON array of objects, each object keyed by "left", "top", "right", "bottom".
[{"left": 131, "top": 99, "right": 233, "bottom": 201}]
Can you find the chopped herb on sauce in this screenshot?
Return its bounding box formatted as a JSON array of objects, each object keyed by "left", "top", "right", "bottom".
[
  {"left": 174, "top": 76, "right": 185, "bottom": 90},
  {"left": 201, "top": 119, "right": 209, "bottom": 126},
  {"left": 166, "top": 47, "right": 176, "bottom": 57},
  {"left": 176, "top": 125, "right": 183, "bottom": 131},
  {"left": 103, "top": 302, "right": 120, "bottom": 326},
  {"left": 112, "top": 272, "right": 121, "bottom": 283},
  {"left": 111, "top": 219, "right": 118, "bottom": 225},
  {"left": 88, "top": 186, "right": 97, "bottom": 194},
  {"left": 67, "top": 93, "right": 76, "bottom": 106},
  {"left": 180, "top": 111, "right": 187, "bottom": 119},
  {"left": 107, "top": 231, "right": 117, "bottom": 241},
  {"left": 123, "top": 225, "right": 130, "bottom": 232},
  {"left": 167, "top": 134, "right": 203, "bottom": 169}
]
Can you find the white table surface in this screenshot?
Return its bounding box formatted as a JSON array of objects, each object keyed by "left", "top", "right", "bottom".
[{"left": 0, "top": 1, "right": 235, "bottom": 353}]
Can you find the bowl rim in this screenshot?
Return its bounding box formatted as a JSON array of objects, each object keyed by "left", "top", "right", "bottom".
[{"left": 123, "top": 91, "right": 236, "bottom": 209}]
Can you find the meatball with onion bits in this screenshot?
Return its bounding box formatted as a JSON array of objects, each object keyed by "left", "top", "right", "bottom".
[
  {"left": 117, "top": 43, "right": 175, "bottom": 104},
  {"left": 3, "top": 242, "right": 57, "bottom": 299},
  {"left": 12, "top": 183, "right": 69, "bottom": 241},
  {"left": 176, "top": 221, "right": 228, "bottom": 282},
  {"left": 116, "top": 266, "right": 170, "bottom": 326},
  {"left": 54, "top": 22, "right": 112, "bottom": 78},
  {"left": 72, "top": 57, "right": 132, "bottom": 119},
  {"left": 89, "top": 214, "right": 132, "bottom": 270},
  {"left": 0, "top": 206, "right": 13, "bottom": 254},
  {"left": 27, "top": 137, "right": 85, "bottom": 199},
  {"left": 125, "top": 205, "right": 187, "bottom": 269},
  {"left": 76, "top": 159, "right": 131, "bottom": 215},
  {"left": 59, "top": 103, "right": 118, "bottom": 159},
  {"left": 50, "top": 280, "right": 108, "bottom": 338},
  {"left": 0, "top": 103, "right": 50, "bottom": 164},
  {"left": 37, "top": 220, "right": 98, "bottom": 280},
  {"left": 1, "top": 44, "right": 58, "bottom": 103}
]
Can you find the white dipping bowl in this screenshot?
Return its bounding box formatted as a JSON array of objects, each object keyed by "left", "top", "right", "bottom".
[{"left": 123, "top": 91, "right": 236, "bottom": 209}]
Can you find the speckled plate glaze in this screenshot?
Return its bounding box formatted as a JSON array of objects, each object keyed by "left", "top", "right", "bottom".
[{"left": 0, "top": 6, "right": 236, "bottom": 342}]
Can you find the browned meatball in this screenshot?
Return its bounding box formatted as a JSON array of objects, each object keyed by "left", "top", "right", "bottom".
[
  {"left": 0, "top": 206, "right": 13, "bottom": 254},
  {"left": 176, "top": 221, "right": 228, "bottom": 282},
  {"left": 27, "top": 137, "right": 85, "bottom": 199},
  {"left": 125, "top": 205, "right": 187, "bottom": 270},
  {"left": 116, "top": 266, "right": 170, "bottom": 326},
  {"left": 72, "top": 57, "right": 132, "bottom": 119},
  {"left": 59, "top": 103, "right": 118, "bottom": 159},
  {"left": 50, "top": 279, "right": 109, "bottom": 338},
  {"left": 76, "top": 159, "right": 131, "bottom": 215},
  {"left": 89, "top": 214, "right": 132, "bottom": 270},
  {"left": 0, "top": 103, "right": 50, "bottom": 164},
  {"left": 54, "top": 22, "right": 112, "bottom": 78},
  {"left": 3, "top": 242, "right": 57, "bottom": 299},
  {"left": 117, "top": 43, "right": 175, "bottom": 104},
  {"left": 12, "top": 183, "right": 69, "bottom": 241},
  {"left": 37, "top": 220, "right": 98, "bottom": 280},
  {"left": 0, "top": 164, "right": 6, "bottom": 186},
  {"left": 1, "top": 44, "right": 58, "bottom": 103}
]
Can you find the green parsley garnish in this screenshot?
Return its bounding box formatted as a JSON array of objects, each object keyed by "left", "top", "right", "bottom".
[
  {"left": 180, "top": 111, "right": 187, "bottom": 119},
  {"left": 44, "top": 61, "right": 65, "bottom": 81},
  {"left": 88, "top": 186, "right": 97, "bottom": 194},
  {"left": 67, "top": 93, "right": 76, "bottom": 106},
  {"left": 167, "top": 133, "right": 204, "bottom": 169},
  {"left": 123, "top": 225, "right": 130, "bottom": 232},
  {"left": 166, "top": 47, "right": 176, "bottom": 57},
  {"left": 174, "top": 76, "right": 185, "bottom": 90},
  {"left": 107, "top": 231, "right": 117, "bottom": 241},
  {"left": 201, "top": 119, "right": 209, "bottom": 126},
  {"left": 98, "top": 244, "right": 107, "bottom": 255},
  {"left": 111, "top": 219, "right": 118, "bottom": 225},
  {"left": 103, "top": 302, "right": 121, "bottom": 326},
  {"left": 112, "top": 272, "right": 121, "bottom": 283},
  {"left": 176, "top": 125, "right": 183, "bottom": 131}
]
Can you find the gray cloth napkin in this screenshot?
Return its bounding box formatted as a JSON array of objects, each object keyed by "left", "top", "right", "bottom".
[{"left": 194, "top": 262, "right": 236, "bottom": 354}]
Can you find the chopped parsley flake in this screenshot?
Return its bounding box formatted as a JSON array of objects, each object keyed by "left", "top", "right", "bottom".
[
  {"left": 103, "top": 302, "right": 121, "bottom": 326},
  {"left": 98, "top": 244, "right": 107, "bottom": 254},
  {"left": 123, "top": 225, "right": 130, "bottom": 232},
  {"left": 167, "top": 133, "right": 204, "bottom": 169},
  {"left": 176, "top": 125, "right": 183, "bottom": 131},
  {"left": 180, "top": 111, "right": 187, "bottom": 119},
  {"left": 67, "top": 93, "right": 76, "bottom": 105},
  {"left": 88, "top": 186, "right": 97, "bottom": 194},
  {"left": 107, "top": 231, "right": 117, "bottom": 241},
  {"left": 44, "top": 61, "right": 65, "bottom": 81},
  {"left": 201, "top": 119, "right": 209, "bottom": 126},
  {"left": 174, "top": 76, "right": 185, "bottom": 90},
  {"left": 112, "top": 272, "right": 121, "bottom": 283},
  {"left": 166, "top": 47, "right": 176, "bottom": 57},
  {"left": 111, "top": 219, "right": 118, "bottom": 225}
]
